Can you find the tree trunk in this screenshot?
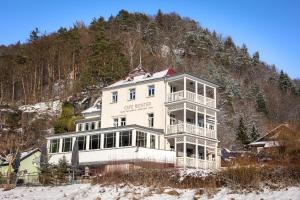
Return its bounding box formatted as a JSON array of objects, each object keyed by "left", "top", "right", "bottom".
[{"left": 21, "top": 77, "right": 27, "bottom": 104}]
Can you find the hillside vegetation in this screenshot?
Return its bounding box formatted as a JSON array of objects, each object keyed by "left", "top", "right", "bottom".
[{"left": 0, "top": 10, "right": 299, "bottom": 147}]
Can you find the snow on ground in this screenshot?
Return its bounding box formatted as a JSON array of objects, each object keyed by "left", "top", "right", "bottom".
[
  {"left": 0, "top": 184, "right": 299, "bottom": 200},
  {"left": 19, "top": 100, "right": 62, "bottom": 116}
]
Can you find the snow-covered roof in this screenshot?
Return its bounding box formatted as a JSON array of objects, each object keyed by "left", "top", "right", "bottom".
[
  {"left": 105, "top": 68, "right": 176, "bottom": 89},
  {"left": 81, "top": 106, "right": 101, "bottom": 114},
  {"left": 81, "top": 97, "right": 102, "bottom": 114}
]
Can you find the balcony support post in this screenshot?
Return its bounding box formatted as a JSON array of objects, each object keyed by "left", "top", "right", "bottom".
[
  {"left": 183, "top": 136, "right": 186, "bottom": 170},
  {"left": 184, "top": 77, "right": 186, "bottom": 99},
  {"left": 184, "top": 102, "right": 186, "bottom": 132},
  {"left": 132, "top": 129, "right": 136, "bottom": 146},
  {"left": 204, "top": 108, "right": 207, "bottom": 137},
  {"left": 195, "top": 81, "right": 198, "bottom": 102},
  {"left": 204, "top": 140, "right": 207, "bottom": 169},
  {"left": 86, "top": 135, "right": 90, "bottom": 151},
  {"left": 196, "top": 139, "right": 199, "bottom": 169},
  {"left": 195, "top": 107, "right": 198, "bottom": 135},
  {"left": 215, "top": 143, "right": 218, "bottom": 169}
]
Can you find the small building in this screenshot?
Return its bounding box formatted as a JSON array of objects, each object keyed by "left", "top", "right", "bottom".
[
  {"left": 0, "top": 148, "right": 41, "bottom": 184},
  {"left": 248, "top": 123, "right": 298, "bottom": 153},
  {"left": 46, "top": 66, "right": 221, "bottom": 170}
]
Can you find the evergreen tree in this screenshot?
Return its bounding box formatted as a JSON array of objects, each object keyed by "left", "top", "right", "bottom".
[
  {"left": 55, "top": 156, "right": 68, "bottom": 183},
  {"left": 54, "top": 102, "right": 78, "bottom": 134},
  {"left": 252, "top": 51, "right": 260, "bottom": 65},
  {"left": 236, "top": 117, "right": 249, "bottom": 147},
  {"left": 155, "top": 9, "right": 164, "bottom": 28},
  {"left": 256, "top": 91, "right": 268, "bottom": 114},
  {"left": 278, "top": 70, "right": 292, "bottom": 91},
  {"left": 250, "top": 124, "right": 259, "bottom": 142}
]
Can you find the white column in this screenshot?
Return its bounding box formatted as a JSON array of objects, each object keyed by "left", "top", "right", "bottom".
[
  {"left": 204, "top": 140, "right": 207, "bottom": 169},
  {"left": 132, "top": 129, "right": 136, "bottom": 146},
  {"left": 116, "top": 131, "right": 120, "bottom": 148},
  {"left": 72, "top": 137, "right": 76, "bottom": 150},
  {"left": 100, "top": 134, "right": 104, "bottom": 149},
  {"left": 196, "top": 139, "right": 199, "bottom": 169},
  {"left": 59, "top": 138, "right": 63, "bottom": 153},
  {"left": 214, "top": 111, "right": 217, "bottom": 139},
  {"left": 75, "top": 124, "right": 79, "bottom": 132},
  {"left": 183, "top": 136, "right": 186, "bottom": 170},
  {"left": 155, "top": 135, "right": 159, "bottom": 149},
  {"left": 184, "top": 77, "right": 186, "bottom": 98},
  {"left": 184, "top": 102, "right": 186, "bottom": 132},
  {"left": 204, "top": 108, "right": 207, "bottom": 137},
  {"left": 146, "top": 133, "right": 151, "bottom": 148},
  {"left": 46, "top": 139, "right": 51, "bottom": 153},
  {"left": 86, "top": 135, "right": 90, "bottom": 150}
]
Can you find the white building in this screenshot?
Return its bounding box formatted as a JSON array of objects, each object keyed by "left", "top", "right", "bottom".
[{"left": 46, "top": 66, "right": 220, "bottom": 170}]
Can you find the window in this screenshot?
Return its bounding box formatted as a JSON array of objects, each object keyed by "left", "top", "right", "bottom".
[
  {"left": 78, "top": 124, "right": 82, "bottom": 132},
  {"left": 104, "top": 132, "right": 116, "bottom": 148},
  {"left": 50, "top": 139, "right": 59, "bottom": 153},
  {"left": 85, "top": 123, "right": 89, "bottom": 131},
  {"left": 62, "top": 138, "right": 72, "bottom": 152},
  {"left": 171, "top": 86, "right": 177, "bottom": 93},
  {"left": 148, "top": 85, "right": 155, "bottom": 97},
  {"left": 119, "top": 131, "right": 132, "bottom": 147},
  {"left": 112, "top": 91, "right": 118, "bottom": 103},
  {"left": 136, "top": 131, "right": 147, "bottom": 147},
  {"left": 150, "top": 135, "right": 156, "bottom": 149},
  {"left": 77, "top": 136, "right": 86, "bottom": 151},
  {"left": 120, "top": 117, "right": 126, "bottom": 126},
  {"left": 91, "top": 122, "right": 95, "bottom": 130},
  {"left": 98, "top": 121, "right": 101, "bottom": 129},
  {"left": 90, "top": 134, "right": 101, "bottom": 150},
  {"left": 148, "top": 113, "right": 154, "bottom": 128},
  {"left": 113, "top": 118, "right": 118, "bottom": 127},
  {"left": 129, "top": 89, "right": 136, "bottom": 100}
]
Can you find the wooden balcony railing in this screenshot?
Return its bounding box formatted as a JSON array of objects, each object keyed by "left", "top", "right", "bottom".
[{"left": 176, "top": 157, "right": 216, "bottom": 169}]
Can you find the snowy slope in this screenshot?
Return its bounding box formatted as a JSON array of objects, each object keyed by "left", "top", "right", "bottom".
[
  {"left": 0, "top": 184, "right": 299, "bottom": 200},
  {"left": 19, "top": 100, "right": 62, "bottom": 116}
]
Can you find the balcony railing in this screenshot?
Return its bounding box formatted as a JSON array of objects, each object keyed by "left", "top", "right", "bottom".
[
  {"left": 176, "top": 157, "right": 216, "bottom": 169},
  {"left": 167, "top": 90, "right": 215, "bottom": 108},
  {"left": 167, "top": 123, "right": 216, "bottom": 139}
]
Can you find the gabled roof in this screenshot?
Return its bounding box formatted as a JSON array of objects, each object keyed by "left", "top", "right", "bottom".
[
  {"left": 251, "top": 123, "right": 297, "bottom": 145},
  {"left": 104, "top": 67, "right": 176, "bottom": 89},
  {"left": 0, "top": 148, "right": 40, "bottom": 166}
]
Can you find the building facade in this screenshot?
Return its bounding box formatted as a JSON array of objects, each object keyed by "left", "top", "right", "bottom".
[{"left": 46, "top": 67, "right": 220, "bottom": 170}]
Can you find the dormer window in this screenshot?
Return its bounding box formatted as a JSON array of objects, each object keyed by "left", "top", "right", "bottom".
[
  {"left": 112, "top": 91, "right": 118, "bottom": 103},
  {"left": 129, "top": 89, "right": 136, "bottom": 100}
]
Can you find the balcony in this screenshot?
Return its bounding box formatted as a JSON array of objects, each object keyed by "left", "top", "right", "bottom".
[
  {"left": 176, "top": 157, "right": 216, "bottom": 169},
  {"left": 167, "top": 123, "right": 216, "bottom": 139},
  {"left": 167, "top": 90, "right": 215, "bottom": 108}
]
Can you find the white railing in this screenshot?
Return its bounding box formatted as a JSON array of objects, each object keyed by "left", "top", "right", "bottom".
[
  {"left": 167, "top": 123, "right": 216, "bottom": 139},
  {"left": 176, "top": 157, "right": 215, "bottom": 169},
  {"left": 167, "top": 91, "right": 215, "bottom": 108},
  {"left": 168, "top": 91, "right": 184, "bottom": 102},
  {"left": 197, "top": 94, "right": 205, "bottom": 105},
  {"left": 186, "top": 91, "right": 196, "bottom": 102}
]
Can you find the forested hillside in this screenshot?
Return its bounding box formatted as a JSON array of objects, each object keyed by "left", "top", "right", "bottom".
[{"left": 0, "top": 10, "right": 299, "bottom": 147}]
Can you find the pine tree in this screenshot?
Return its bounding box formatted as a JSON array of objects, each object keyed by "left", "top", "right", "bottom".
[
  {"left": 250, "top": 124, "right": 259, "bottom": 142},
  {"left": 278, "top": 70, "right": 292, "bottom": 91},
  {"left": 155, "top": 9, "right": 164, "bottom": 28},
  {"left": 252, "top": 51, "right": 260, "bottom": 65},
  {"left": 236, "top": 117, "right": 249, "bottom": 147},
  {"left": 256, "top": 91, "right": 268, "bottom": 114}
]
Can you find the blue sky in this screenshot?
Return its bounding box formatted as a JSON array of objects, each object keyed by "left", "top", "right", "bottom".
[{"left": 1, "top": 0, "right": 299, "bottom": 78}]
